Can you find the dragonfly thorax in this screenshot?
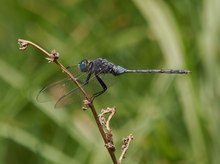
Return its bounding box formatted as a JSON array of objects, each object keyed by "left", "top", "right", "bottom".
[{"left": 90, "top": 58, "right": 116, "bottom": 75}]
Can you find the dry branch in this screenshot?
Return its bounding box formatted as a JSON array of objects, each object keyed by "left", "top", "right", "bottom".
[
  {"left": 99, "top": 107, "right": 116, "bottom": 151},
  {"left": 118, "top": 134, "right": 134, "bottom": 164},
  {"left": 18, "top": 39, "right": 118, "bottom": 164}
]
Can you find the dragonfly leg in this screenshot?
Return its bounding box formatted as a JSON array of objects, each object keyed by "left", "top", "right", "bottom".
[
  {"left": 83, "top": 72, "right": 92, "bottom": 85},
  {"left": 91, "top": 74, "right": 107, "bottom": 101},
  {"left": 74, "top": 72, "right": 92, "bottom": 85}
]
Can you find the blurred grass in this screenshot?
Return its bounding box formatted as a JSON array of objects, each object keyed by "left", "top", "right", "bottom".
[{"left": 0, "top": 0, "right": 220, "bottom": 164}]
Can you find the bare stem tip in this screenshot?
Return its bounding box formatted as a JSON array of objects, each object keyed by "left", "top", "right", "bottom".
[{"left": 18, "top": 39, "right": 29, "bottom": 50}]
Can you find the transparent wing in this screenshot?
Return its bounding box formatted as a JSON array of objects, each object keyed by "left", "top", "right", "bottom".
[
  {"left": 54, "top": 68, "right": 118, "bottom": 108},
  {"left": 37, "top": 64, "right": 119, "bottom": 108},
  {"left": 36, "top": 77, "right": 72, "bottom": 102},
  {"left": 36, "top": 66, "right": 87, "bottom": 103}
]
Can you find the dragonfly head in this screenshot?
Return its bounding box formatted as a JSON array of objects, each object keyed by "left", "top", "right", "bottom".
[{"left": 78, "top": 59, "right": 90, "bottom": 72}]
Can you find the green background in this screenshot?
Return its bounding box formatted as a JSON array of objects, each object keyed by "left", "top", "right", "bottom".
[{"left": 0, "top": 0, "right": 219, "bottom": 163}]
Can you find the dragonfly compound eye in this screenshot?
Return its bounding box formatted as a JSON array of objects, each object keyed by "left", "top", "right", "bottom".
[{"left": 79, "top": 59, "right": 89, "bottom": 72}]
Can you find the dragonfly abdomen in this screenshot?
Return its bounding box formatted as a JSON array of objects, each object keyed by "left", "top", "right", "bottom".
[{"left": 124, "top": 69, "right": 191, "bottom": 74}]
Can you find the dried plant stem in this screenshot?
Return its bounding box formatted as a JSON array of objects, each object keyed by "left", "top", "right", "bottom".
[
  {"left": 118, "top": 134, "right": 133, "bottom": 164},
  {"left": 99, "top": 107, "right": 116, "bottom": 151},
  {"left": 18, "top": 39, "right": 118, "bottom": 164}
]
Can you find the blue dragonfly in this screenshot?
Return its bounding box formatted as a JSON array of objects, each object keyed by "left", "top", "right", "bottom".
[{"left": 37, "top": 58, "right": 190, "bottom": 107}]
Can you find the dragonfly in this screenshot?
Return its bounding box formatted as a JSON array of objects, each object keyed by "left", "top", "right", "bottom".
[{"left": 37, "top": 58, "right": 191, "bottom": 107}]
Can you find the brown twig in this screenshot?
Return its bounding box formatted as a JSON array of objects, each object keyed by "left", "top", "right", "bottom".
[
  {"left": 118, "top": 134, "right": 134, "bottom": 164},
  {"left": 99, "top": 107, "right": 116, "bottom": 151},
  {"left": 18, "top": 39, "right": 118, "bottom": 164}
]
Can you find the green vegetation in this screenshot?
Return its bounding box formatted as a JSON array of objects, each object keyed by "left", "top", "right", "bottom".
[{"left": 0, "top": 0, "right": 219, "bottom": 163}]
